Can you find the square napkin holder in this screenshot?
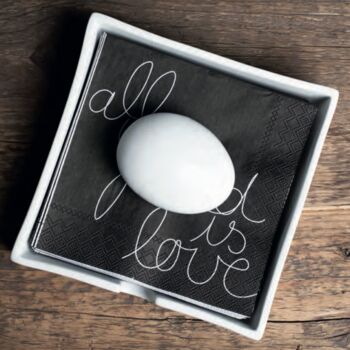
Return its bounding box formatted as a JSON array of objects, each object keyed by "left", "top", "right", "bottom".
[{"left": 11, "top": 13, "right": 338, "bottom": 340}]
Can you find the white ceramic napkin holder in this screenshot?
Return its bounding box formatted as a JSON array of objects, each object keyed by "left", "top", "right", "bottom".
[{"left": 11, "top": 13, "right": 338, "bottom": 340}]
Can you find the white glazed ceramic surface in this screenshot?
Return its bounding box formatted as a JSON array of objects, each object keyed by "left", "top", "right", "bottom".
[{"left": 11, "top": 13, "right": 338, "bottom": 340}]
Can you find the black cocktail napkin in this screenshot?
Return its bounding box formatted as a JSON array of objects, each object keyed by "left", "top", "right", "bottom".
[{"left": 32, "top": 32, "right": 317, "bottom": 318}]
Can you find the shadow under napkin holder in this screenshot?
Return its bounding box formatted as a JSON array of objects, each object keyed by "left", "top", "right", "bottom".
[{"left": 11, "top": 13, "right": 338, "bottom": 340}]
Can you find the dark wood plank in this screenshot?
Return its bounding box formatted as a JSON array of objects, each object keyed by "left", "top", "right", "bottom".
[
  {"left": 271, "top": 207, "right": 350, "bottom": 321},
  {"left": 0, "top": 308, "right": 349, "bottom": 350}
]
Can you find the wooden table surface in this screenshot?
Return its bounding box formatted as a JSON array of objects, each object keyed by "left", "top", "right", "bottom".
[{"left": 0, "top": 1, "right": 349, "bottom": 349}]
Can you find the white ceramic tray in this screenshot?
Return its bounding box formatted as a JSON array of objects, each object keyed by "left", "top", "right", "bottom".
[{"left": 11, "top": 12, "right": 338, "bottom": 340}]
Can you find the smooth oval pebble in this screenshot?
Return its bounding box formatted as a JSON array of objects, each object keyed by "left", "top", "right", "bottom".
[{"left": 117, "top": 113, "right": 235, "bottom": 214}]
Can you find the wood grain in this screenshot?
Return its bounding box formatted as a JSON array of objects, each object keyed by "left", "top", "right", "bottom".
[
  {"left": 0, "top": 0, "right": 349, "bottom": 349},
  {"left": 0, "top": 309, "right": 349, "bottom": 350}
]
